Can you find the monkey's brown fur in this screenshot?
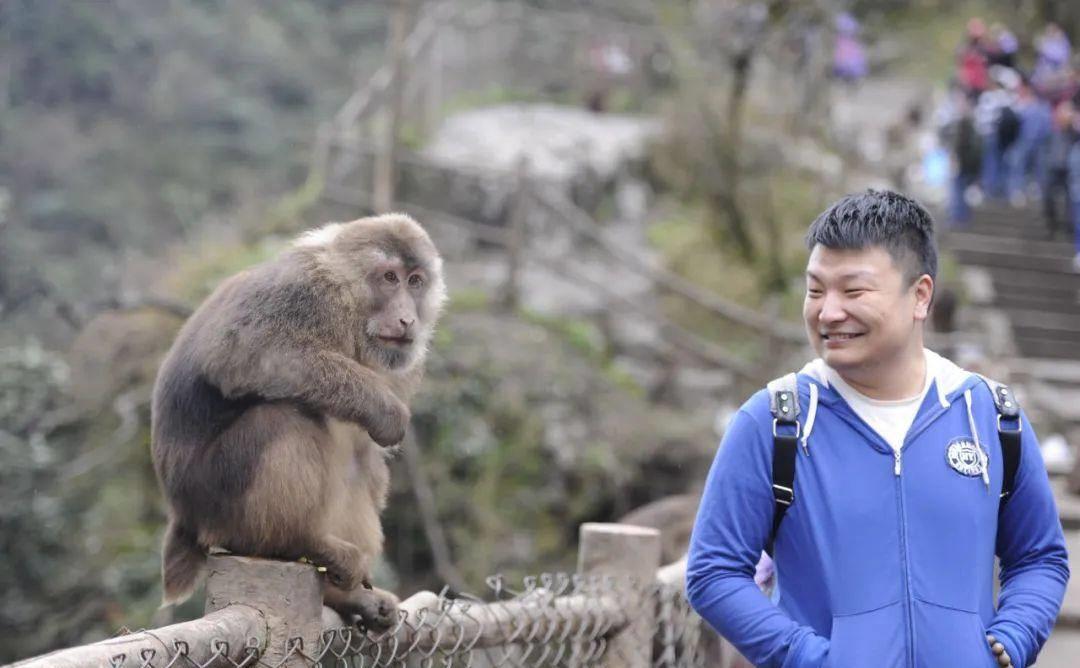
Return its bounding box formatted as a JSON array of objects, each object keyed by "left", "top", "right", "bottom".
[{"left": 151, "top": 213, "right": 446, "bottom": 628}]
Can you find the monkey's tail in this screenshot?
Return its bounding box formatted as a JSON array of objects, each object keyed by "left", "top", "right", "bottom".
[{"left": 161, "top": 518, "right": 206, "bottom": 606}]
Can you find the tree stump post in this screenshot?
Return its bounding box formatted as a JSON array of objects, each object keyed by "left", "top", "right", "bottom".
[
  {"left": 577, "top": 522, "right": 661, "bottom": 668},
  {"left": 205, "top": 555, "right": 324, "bottom": 667}
]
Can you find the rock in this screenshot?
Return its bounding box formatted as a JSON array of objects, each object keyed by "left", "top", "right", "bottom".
[
  {"left": 410, "top": 104, "right": 661, "bottom": 221},
  {"left": 1042, "top": 433, "right": 1075, "bottom": 477},
  {"left": 66, "top": 309, "right": 182, "bottom": 415},
  {"left": 618, "top": 494, "right": 700, "bottom": 564},
  {"left": 960, "top": 267, "right": 996, "bottom": 305},
  {"left": 423, "top": 104, "right": 660, "bottom": 188}
]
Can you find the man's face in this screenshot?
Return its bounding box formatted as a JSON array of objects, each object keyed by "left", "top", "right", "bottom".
[{"left": 803, "top": 244, "right": 932, "bottom": 373}]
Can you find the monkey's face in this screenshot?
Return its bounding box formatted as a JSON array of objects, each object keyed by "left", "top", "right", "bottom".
[
  {"left": 302, "top": 214, "right": 446, "bottom": 372},
  {"left": 361, "top": 257, "right": 432, "bottom": 371}
]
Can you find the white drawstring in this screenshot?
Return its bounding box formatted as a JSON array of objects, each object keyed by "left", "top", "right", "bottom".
[
  {"left": 801, "top": 382, "right": 819, "bottom": 456},
  {"left": 964, "top": 389, "right": 990, "bottom": 490}
]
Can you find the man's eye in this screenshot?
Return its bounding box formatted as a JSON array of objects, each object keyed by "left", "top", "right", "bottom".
[
  {"left": 384, "top": 271, "right": 398, "bottom": 283},
  {"left": 807, "top": 288, "right": 823, "bottom": 296},
  {"left": 408, "top": 274, "right": 424, "bottom": 288},
  {"left": 845, "top": 288, "right": 866, "bottom": 295}
]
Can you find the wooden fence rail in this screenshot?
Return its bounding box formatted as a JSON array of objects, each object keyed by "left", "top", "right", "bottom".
[{"left": 11, "top": 524, "right": 721, "bottom": 668}]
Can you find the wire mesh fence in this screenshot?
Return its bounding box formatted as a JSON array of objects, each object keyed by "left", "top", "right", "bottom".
[{"left": 46, "top": 570, "right": 706, "bottom": 668}]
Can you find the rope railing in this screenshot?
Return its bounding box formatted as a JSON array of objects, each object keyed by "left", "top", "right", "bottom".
[{"left": 11, "top": 524, "right": 716, "bottom": 668}]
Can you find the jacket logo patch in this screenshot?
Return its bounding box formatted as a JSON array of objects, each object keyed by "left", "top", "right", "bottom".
[{"left": 946, "top": 438, "right": 985, "bottom": 477}]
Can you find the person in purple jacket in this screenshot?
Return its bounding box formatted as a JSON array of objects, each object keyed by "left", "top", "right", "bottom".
[{"left": 686, "top": 190, "right": 1069, "bottom": 667}]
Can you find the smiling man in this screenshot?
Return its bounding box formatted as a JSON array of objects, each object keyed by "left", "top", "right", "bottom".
[{"left": 686, "top": 190, "right": 1069, "bottom": 667}]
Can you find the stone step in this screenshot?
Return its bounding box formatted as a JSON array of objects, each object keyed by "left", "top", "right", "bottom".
[
  {"left": 952, "top": 247, "right": 1078, "bottom": 274},
  {"left": 1013, "top": 329, "right": 1080, "bottom": 351},
  {"left": 1009, "top": 358, "right": 1080, "bottom": 387},
  {"left": 1013, "top": 338, "right": 1080, "bottom": 361},
  {"left": 1041, "top": 627, "right": 1080, "bottom": 667},
  {"left": 1006, "top": 309, "right": 1080, "bottom": 335},
  {"left": 1059, "top": 530, "right": 1080, "bottom": 628},
  {"left": 994, "top": 281, "right": 1080, "bottom": 304},
  {"left": 965, "top": 222, "right": 1056, "bottom": 240},
  {"left": 942, "top": 231, "right": 1075, "bottom": 259},
  {"left": 1054, "top": 479, "right": 1080, "bottom": 530},
  {"left": 1028, "top": 383, "right": 1080, "bottom": 423},
  {"left": 964, "top": 219, "right": 1064, "bottom": 238},
  {"left": 995, "top": 293, "right": 1080, "bottom": 314},
  {"left": 976, "top": 266, "right": 1080, "bottom": 292}
]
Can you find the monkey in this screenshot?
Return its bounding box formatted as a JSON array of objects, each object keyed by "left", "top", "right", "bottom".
[{"left": 150, "top": 213, "right": 446, "bottom": 630}]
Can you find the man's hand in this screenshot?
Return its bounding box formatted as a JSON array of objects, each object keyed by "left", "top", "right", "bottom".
[{"left": 986, "top": 634, "right": 1012, "bottom": 667}]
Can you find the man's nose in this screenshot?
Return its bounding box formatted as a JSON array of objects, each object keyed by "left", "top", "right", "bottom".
[{"left": 818, "top": 293, "right": 847, "bottom": 322}]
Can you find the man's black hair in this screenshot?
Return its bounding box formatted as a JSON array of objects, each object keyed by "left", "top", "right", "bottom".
[{"left": 805, "top": 189, "right": 937, "bottom": 284}]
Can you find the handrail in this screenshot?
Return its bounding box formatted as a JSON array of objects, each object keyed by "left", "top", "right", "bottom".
[{"left": 9, "top": 606, "right": 267, "bottom": 668}]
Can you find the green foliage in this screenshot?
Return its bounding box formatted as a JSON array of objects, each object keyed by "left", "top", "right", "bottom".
[
  {"left": 646, "top": 166, "right": 826, "bottom": 358},
  {"left": 446, "top": 288, "right": 492, "bottom": 313},
  {"left": 0, "top": 0, "right": 389, "bottom": 317},
  {"left": 519, "top": 311, "right": 608, "bottom": 362},
  {"left": 0, "top": 340, "right": 163, "bottom": 661},
  {"left": 876, "top": 1, "right": 1012, "bottom": 81},
  {"left": 395, "top": 310, "right": 704, "bottom": 592},
  {"left": 163, "top": 237, "right": 285, "bottom": 304},
  {"left": 520, "top": 310, "right": 644, "bottom": 396}
]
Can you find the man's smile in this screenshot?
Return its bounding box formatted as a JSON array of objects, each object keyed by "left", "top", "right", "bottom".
[{"left": 820, "top": 331, "right": 866, "bottom": 341}]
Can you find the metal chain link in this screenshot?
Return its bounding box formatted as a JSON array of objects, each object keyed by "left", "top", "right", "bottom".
[{"left": 101, "top": 573, "right": 704, "bottom": 667}]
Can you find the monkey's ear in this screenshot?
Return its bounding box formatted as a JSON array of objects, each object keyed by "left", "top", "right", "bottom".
[{"left": 294, "top": 223, "right": 346, "bottom": 249}]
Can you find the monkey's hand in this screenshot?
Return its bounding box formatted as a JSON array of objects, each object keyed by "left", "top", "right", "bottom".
[{"left": 365, "top": 393, "right": 410, "bottom": 447}]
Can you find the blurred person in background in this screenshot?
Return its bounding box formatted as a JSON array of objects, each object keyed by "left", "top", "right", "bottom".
[
  {"left": 956, "top": 18, "right": 990, "bottom": 99},
  {"left": 832, "top": 12, "right": 867, "bottom": 86},
  {"left": 1034, "top": 23, "right": 1072, "bottom": 84},
  {"left": 1005, "top": 79, "right": 1053, "bottom": 207},
  {"left": 988, "top": 23, "right": 1019, "bottom": 69},
  {"left": 975, "top": 67, "right": 1019, "bottom": 199},
  {"left": 1043, "top": 102, "right": 1076, "bottom": 240},
  {"left": 1068, "top": 115, "right": 1080, "bottom": 271},
  {"left": 943, "top": 91, "right": 983, "bottom": 227}
]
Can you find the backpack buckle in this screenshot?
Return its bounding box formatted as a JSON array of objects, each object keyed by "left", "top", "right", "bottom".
[
  {"left": 772, "top": 418, "right": 801, "bottom": 439},
  {"left": 997, "top": 414, "right": 1021, "bottom": 434},
  {"left": 772, "top": 484, "right": 794, "bottom": 506}
]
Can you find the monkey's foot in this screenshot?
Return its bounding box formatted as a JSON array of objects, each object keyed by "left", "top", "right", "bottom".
[
  {"left": 309, "top": 536, "right": 368, "bottom": 592},
  {"left": 352, "top": 587, "right": 400, "bottom": 633}
]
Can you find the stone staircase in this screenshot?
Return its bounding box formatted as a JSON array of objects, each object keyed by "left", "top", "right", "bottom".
[
  {"left": 943, "top": 204, "right": 1080, "bottom": 439},
  {"left": 942, "top": 203, "right": 1080, "bottom": 663},
  {"left": 945, "top": 205, "right": 1079, "bottom": 359}
]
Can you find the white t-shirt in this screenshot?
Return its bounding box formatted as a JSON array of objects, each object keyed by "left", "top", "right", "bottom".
[{"left": 826, "top": 356, "right": 933, "bottom": 453}]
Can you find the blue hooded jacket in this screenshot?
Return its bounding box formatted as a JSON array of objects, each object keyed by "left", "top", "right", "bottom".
[{"left": 686, "top": 352, "right": 1069, "bottom": 667}]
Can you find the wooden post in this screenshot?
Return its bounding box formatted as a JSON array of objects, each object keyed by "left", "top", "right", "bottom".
[
  {"left": 577, "top": 523, "right": 661, "bottom": 668},
  {"left": 205, "top": 555, "right": 323, "bottom": 667},
  {"left": 500, "top": 157, "right": 530, "bottom": 311},
  {"left": 374, "top": 0, "right": 411, "bottom": 212}
]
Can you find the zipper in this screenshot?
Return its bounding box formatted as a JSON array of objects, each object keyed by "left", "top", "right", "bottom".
[{"left": 895, "top": 448, "right": 915, "bottom": 667}]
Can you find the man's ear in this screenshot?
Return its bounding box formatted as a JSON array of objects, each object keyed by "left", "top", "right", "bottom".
[{"left": 913, "top": 274, "right": 934, "bottom": 321}]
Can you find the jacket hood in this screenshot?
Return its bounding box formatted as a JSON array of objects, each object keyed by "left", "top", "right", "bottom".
[{"left": 797, "top": 348, "right": 981, "bottom": 408}]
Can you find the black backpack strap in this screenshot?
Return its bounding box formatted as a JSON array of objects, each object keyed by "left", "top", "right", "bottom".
[
  {"left": 766, "top": 373, "right": 800, "bottom": 556},
  {"left": 978, "top": 376, "right": 1022, "bottom": 507}
]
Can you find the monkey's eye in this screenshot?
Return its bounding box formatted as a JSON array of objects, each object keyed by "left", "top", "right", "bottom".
[
  {"left": 384, "top": 271, "right": 399, "bottom": 284},
  {"left": 408, "top": 274, "right": 424, "bottom": 288}
]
